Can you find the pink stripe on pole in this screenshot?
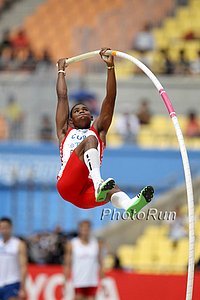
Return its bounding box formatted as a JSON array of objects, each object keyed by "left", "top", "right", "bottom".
[{"left": 159, "top": 89, "right": 176, "bottom": 118}]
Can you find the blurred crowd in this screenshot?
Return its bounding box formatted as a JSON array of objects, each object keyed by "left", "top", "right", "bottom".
[
  {"left": 0, "top": 95, "right": 54, "bottom": 141},
  {"left": 157, "top": 48, "right": 200, "bottom": 76},
  {"left": 26, "top": 226, "right": 75, "bottom": 265},
  {"left": 115, "top": 100, "right": 200, "bottom": 145},
  {"left": 0, "top": 0, "right": 17, "bottom": 16},
  {"left": 0, "top": 94, "right": 199, "bottom": 143},
  {"left": 132, "top": 22, "right": 200, "bottom": 76},
  {"left": 0, "top": 28, "right": 53, "bottom": 72},
  {"left": 0, "top": 22, "right": 200, "bottom": 75},
  {"left": 21, "top": 226, "right": 120, "bottom": 267}
]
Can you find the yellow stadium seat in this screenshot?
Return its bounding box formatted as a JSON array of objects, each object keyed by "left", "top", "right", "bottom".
[
  {"left": 190, "top": 0, "right": 200, "bottom": 10},
  {"left": 117, "top": 245, "right": 135, "bottom": 269},
  {"left": 176, "top": 7, "right": 190, "bottom": 21},
  {"left": 144, "top": 225, "right": 162, "bottom": 236},
  {"left": 103, "top": 254, "right": 115, "bottom": 270},
  {"left": 195, "top": 203, "right": 200, "bottom": 215},
  {"left": 153, "top": 29, "right": 169, "bottom": 48}
]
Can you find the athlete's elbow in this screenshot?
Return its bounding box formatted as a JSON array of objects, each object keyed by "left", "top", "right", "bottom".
[{"left": 57, "top": 93, "right": 68, "bottom": 101}]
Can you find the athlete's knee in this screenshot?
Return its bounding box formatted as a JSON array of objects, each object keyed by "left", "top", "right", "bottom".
[
  {"left": 57, "top": 179, "right": 71, "bottom": 198},
  {"left": 85, "top": 135, "right": 98, "bottom": 146},
  {"left": 82, "top": 135, "right": 98, "bottom": 152},
  {"left": 76, "top": 135, "right": 98, "bottom": 158}
]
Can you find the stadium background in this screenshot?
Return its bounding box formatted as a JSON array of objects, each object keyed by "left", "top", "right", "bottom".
[{"left": 0, "top": 0, "right": 200, "bottom": 299}]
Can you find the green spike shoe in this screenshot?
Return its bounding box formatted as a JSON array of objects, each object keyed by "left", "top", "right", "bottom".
[
  {"left": 126, "top": 186, "right": 154, "bottom": 218},
  {"left": 95, "top": 178, "right": 115, "bottom": 202}
]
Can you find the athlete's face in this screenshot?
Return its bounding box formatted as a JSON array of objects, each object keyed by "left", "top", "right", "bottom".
[
  {"left": 71, "top": 104, "right": 92, "bottom": 129},
  {"left": 0, "top": 221, "right": 12, "bottom": 240},
  {"left": 79, "top": 222, "right": 91, "bottom": 240}
]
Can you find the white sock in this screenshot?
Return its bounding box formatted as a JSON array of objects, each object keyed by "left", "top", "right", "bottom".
[
  {"left": 111, "top": 191, "right": 137, "bottom": 210},
  {"left": 84, "top": 148, "right": 102, "bottom": 191}
]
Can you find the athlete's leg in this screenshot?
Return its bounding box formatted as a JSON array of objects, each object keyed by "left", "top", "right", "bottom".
[
  {"left": 105, "top": 185, "right": 154, "bottom": 217},
  {"left": 74, "top": 294, "right": 84, "bottom": 300},
  {"left": 74, "top": 288, "right": 85, "bottom": 300},
  {"left": 76, "top": 135, "right": 101, "bottom": 191},
  {"left": 75, "top": 135, "right": 115, "bottom": 201},
  {"left": 84, "top": 287, "right": 97, "bottom": 300}
]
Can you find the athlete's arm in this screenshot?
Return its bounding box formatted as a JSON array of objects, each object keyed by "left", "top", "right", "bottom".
[
  {"left": 56, "top": 58, "right": 69, "bottom": 143},
  {"left": 18, "top": 240, "right": 28, "bottom": 299},
  {"left": 94, "top": 48, "right": 116, "bottom": 137},
  {"left": 63, "top": 241, "right": 72, "bottom": 281},
  {"left": 98, "top": 240, "right": 104, "bottom": 279}
]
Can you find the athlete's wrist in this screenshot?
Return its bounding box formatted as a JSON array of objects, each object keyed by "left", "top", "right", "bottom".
[
  {"left": 107, "top": 65, "right": 115, "bottom": 70},
  {"left": 57, "top": 63, "right": 66, "bottom": 72},
  {"left": 58, "top": 69, "right": 66, "bottom": 75}
]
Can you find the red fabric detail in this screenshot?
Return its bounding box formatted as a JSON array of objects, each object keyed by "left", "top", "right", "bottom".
[
  {"left": 74, "top": 287, "right": 98, "bottom": 296},
  {"left": 57, "top": 150, "right": 108, "bottom": 209}
]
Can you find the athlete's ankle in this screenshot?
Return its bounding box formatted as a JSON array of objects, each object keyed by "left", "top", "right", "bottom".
[
  {"left": 94, "top": 179, "right": 104, "bottom": 194},
  {"left": 95, "top": 178, "right": 115, "bottom": 202}
]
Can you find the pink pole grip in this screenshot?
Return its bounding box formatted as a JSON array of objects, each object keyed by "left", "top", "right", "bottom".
[{"left": 159, "top": 89, "right": 176, "bottom": 118}]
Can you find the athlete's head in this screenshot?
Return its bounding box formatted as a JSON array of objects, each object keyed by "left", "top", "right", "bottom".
[
  {"left": 0, "top": 217, "right": 13, "bottom": 240},
  {"left": 78, "top": 220, "right": 91, "bottom": 240},
  {"left": 70, "top": 103, "right": 93, "bottom": 129}
]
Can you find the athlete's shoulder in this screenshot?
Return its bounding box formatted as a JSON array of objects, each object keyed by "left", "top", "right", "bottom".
[
  {"left": 10, "top": 236, "right": 21, "bottom": 245},
  {"left": 71, "top": 237, "right": 79, "bottom": 247},
  {"left": 60, "top": 127, "right": 74, "bottom": 145},
  {"left": 11, "top": 236, "right": 20, "bottom": 241},
  {"left": 90, "top": 237, "right": 98, "bottom": 245},
  {"left": 65, "top": 127, "right": 75, "bottom": 135},
  {"left": 71, "top": 236, "right": 79, "bottom": 243},
  {"left": 89, "top": 123, "right": 99, "bottom": 135}
]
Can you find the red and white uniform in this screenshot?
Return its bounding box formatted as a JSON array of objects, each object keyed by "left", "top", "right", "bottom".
[
  {"left": 71, "top": 237, "right": 99, "bottom": 288},
  {"left": 57, "top": 126, "right": 107, "bottom": 209},
  {"left": 58, "top": 126, "right": 103, "bottom": 179},
  {"left": 71, "top": 237, "right": 99, "bottom": 297}
]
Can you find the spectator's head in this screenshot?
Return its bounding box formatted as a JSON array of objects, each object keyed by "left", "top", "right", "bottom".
[
  {"left": 54, "top": 225, "right": 63, "bottom": 234},
  {"left": 1, "top": 46, "right": 12, "bottom": 60},
  {"left": 0, "top": 217, "right": 13, "bottom": 240},
  {"left": 78, "top": 220, "right": 91, "bottom": 240},
  {"left": 179, "top": 49, "right": 186, "bottom": 59},
  {"left": 42, "top": 50, "right": 52, "bottom": 62},
  {"left": 41, "top": 114, "right": 51, "bottom": 125},
  {"left": 7, "top": 95, "right": 16, "bottom": 105},
  {"left": 188, "top": 111, "right": 197, "bottom": 121},
  {"left": 18, "top": 29, "right": 26, "bottom": 37},
  {"left": 26, "top": 48, "right": 35, "bottom": 58},
  {"left": 160, "top": 49, "right": 169, "bottom": 57},
  {"left": 2, "top": 29, "right": 10, "bottom": 40},
  {"left": 197, "top": 50, "right": 200, "bottom": 58},
  {"left": 143, "top": 23, "right": 152, "bottom": 32},
  {"left": 113, "top": 254, "right": 122, "bottom": 269},
  {"left": 140, "top": 99, "right": 149, "bottom": 109}
]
